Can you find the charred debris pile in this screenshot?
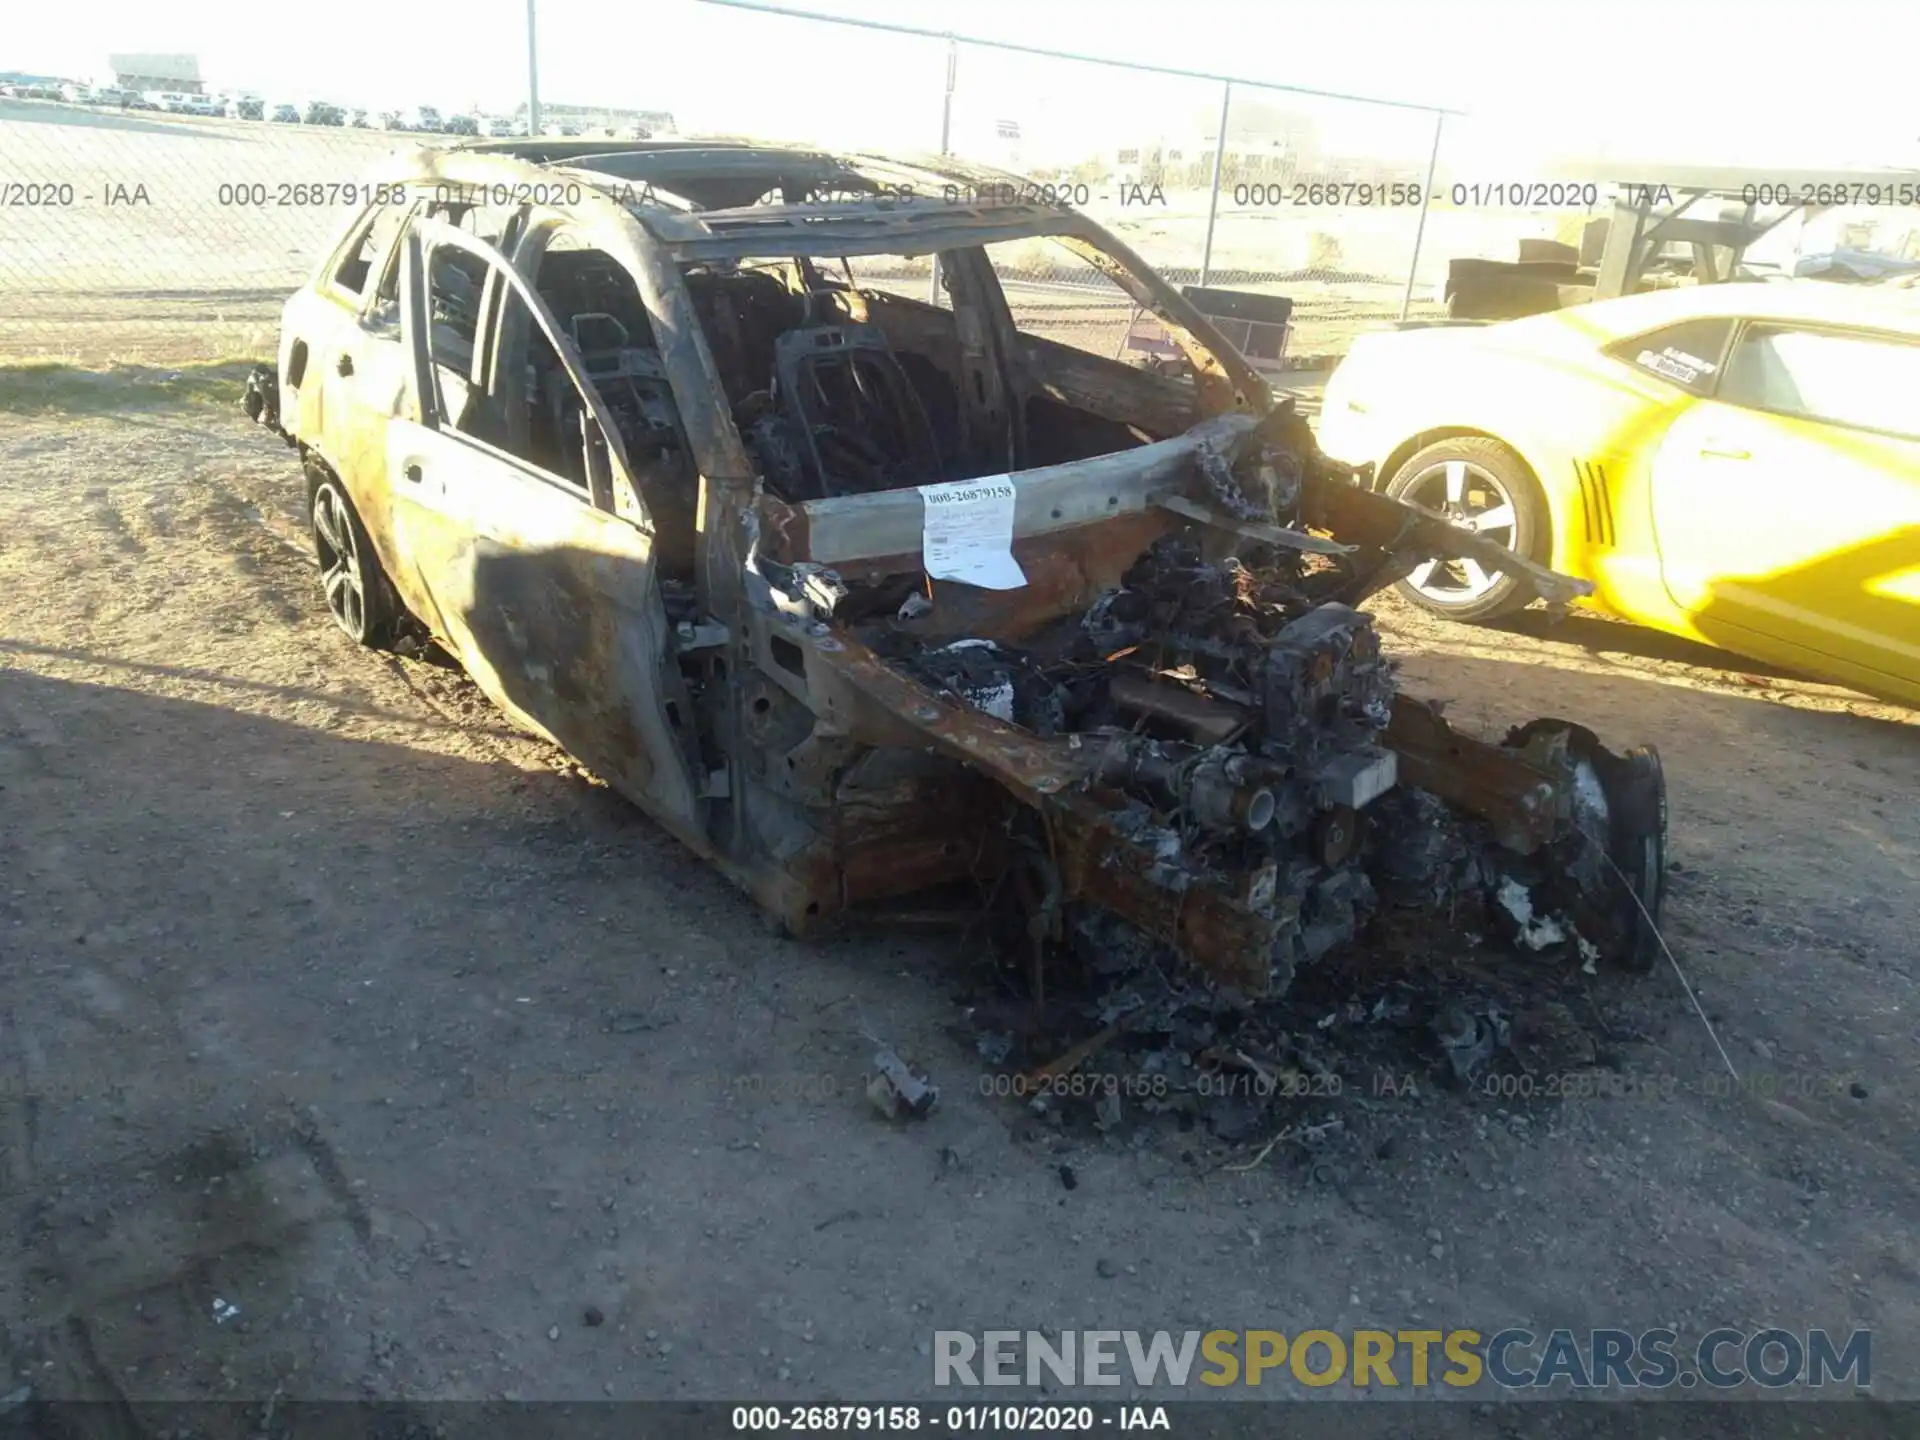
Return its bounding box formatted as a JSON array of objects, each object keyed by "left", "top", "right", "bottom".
[{"left": 830, "top": 407, "right": 1670, "bottom": 1127}]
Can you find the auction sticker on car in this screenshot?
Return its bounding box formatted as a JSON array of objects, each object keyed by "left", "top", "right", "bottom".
[
  {"left": 918, "top": 477, "right": 1027, "bottom": 590},
  {"left": 1637, "top": 345, "right": 1718, "bottom": 387}
]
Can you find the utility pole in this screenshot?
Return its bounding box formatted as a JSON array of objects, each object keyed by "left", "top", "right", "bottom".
[
  {"left": 1400, "top": 113, "right": 1445, "bottom": 320},
  {"left": 928, "top": 34, "right": 957, "bottom": 305},
  {"left": 1199, "top": 80, "right": 1232, "bottom": 288},
  {"left": 526, "top": 0, "right": 542, "bottom": 135}
]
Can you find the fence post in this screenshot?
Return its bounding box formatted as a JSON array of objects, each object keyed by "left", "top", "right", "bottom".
[
  {"left": 1199, "top": 79, "right": 1232, "bottom": 288},
  {"left": 526, "top": 0, "right": 542, "bottom": 135},
  {"left": 928, "top": 35, "right": 958, "bottom": 305},
  {"left": 1399, "top": 111, "right": 1445, "bottom": 320}
]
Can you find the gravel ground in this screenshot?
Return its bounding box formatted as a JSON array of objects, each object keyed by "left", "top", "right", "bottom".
[{"left": 0, "top": 386, "right": 1914, "bottom": 1436}]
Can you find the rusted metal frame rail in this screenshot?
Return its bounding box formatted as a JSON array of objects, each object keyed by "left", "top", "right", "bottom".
[{"left": 806, "top": 630, "right": 1283, "bottom": 995}]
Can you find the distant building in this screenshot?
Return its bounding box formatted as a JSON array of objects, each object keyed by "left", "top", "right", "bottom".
[
  {"left": 1094, "top": 95, "right": 1330, "bottom": 189},
  {"left": 107, "top": 53, "right": 204, "bottom": 95},
  {"left": 946, "top": 111, "right": 1024, "bottom": 172}
]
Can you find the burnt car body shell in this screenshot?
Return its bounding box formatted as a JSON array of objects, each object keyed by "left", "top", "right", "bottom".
[{"left": 264, "top": 140, "right": 1647, "bottom": 996}]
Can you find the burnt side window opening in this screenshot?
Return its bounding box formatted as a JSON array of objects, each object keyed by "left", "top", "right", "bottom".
[
  {"left": 980, "top": 237, "right": 1205, "bottom": 467},
  {"left": 334, "top": 202, "right": 409, "bottom": 297},
  {"left": 369, "top": 197, "right": 514, "bottom": 311},
  {"left": 982, "top": 238, "right": 1141, "bottom": 359},
  {"left": 528, "top": 231, "right": 698, "bottom": 577},
  {"left": 424, "top": 255, "right": 576, "bottom": 480},
  {"left": 685, "top": 255, "right": 963, "bottom": 503}
]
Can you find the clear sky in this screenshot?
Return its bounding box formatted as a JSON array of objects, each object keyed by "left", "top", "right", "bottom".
[{"left": 11, "top": 0, "right": 1919, "bottom": 172}]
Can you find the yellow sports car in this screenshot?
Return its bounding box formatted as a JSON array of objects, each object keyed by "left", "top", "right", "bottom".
[{"left": 1316, "top": 281, "right": 1920, "bottom": 705}]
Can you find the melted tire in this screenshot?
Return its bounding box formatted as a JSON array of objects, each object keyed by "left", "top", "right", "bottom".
[{"left": 1505, "top": 718, "right": 1668, "bottom": 972}]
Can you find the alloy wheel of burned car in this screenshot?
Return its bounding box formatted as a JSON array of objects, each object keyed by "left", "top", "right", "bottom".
[
  {"left": 247, "top": 140, "right": 1668, "bottom": 1006},
  {"left": 308, "top": 467, "right": 394, "bottom": 648}
]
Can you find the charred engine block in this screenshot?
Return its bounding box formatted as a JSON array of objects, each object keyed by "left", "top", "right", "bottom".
[
  {"left": 900, "top": 534, "right": 1410, "bottom": 990},
  {"left": 1085, "top": 540, "right": 1397, "bottom": 793},
  {"left": 1261, "top": 603, "right": 1393, "bottom": 770},
  {"left": 1086, "top": 567, "right": 1403, "bottom": 982}
]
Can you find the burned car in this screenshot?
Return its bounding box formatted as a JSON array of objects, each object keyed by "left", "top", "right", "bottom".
[{"left": 245, "top": 140, "right": 1667, "bottom": 1000}]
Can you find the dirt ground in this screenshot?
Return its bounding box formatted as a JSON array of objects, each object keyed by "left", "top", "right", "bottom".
[{"left": 0, "top": 379, "right": 1916, "bottom": 1434}]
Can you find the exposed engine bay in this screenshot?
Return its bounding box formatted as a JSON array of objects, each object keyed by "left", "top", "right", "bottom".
[
  {"left": 869, "top": 496, "right": 1664, "bottom": 999},
  {"left": 891, "top": 537, "right": 1665, "bottom": 996},
  {"left": 703, "top": 307, "right": 1668, "bottom": 1001}
]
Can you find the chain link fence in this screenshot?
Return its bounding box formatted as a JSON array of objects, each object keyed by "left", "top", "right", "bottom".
[
  {"left": 935, "top": 39, "right": 1449, "bottom": 367},
  {"left": 0, "top": 5, "right": 1582, "bottom": 367},
  {"left": 0, "top": 104, "right": 421, "bottom": 363}
]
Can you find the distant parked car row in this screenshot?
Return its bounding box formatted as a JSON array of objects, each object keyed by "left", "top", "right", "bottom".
[
  {"left": 4, "top": 82, "right": 262, "bottom": 120},
  {"left": 4, "top": 82, "right": 667, "bottom": 140},
  {"left": 380, "top": 105, "right": 443, "bottom": 133}
]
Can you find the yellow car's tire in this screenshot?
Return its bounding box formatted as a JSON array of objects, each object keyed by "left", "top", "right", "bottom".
[{"left": 1383, "top": 437, "right": 1548, "bottom": 623}]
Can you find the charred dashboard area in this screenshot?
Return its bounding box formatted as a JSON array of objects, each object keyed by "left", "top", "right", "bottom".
[
  {"left": 680, "top": 252, "right": 1195, "bottom": 508},
  {"left": 685, "top": 259, "right": 969, "bottom": 504}
]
